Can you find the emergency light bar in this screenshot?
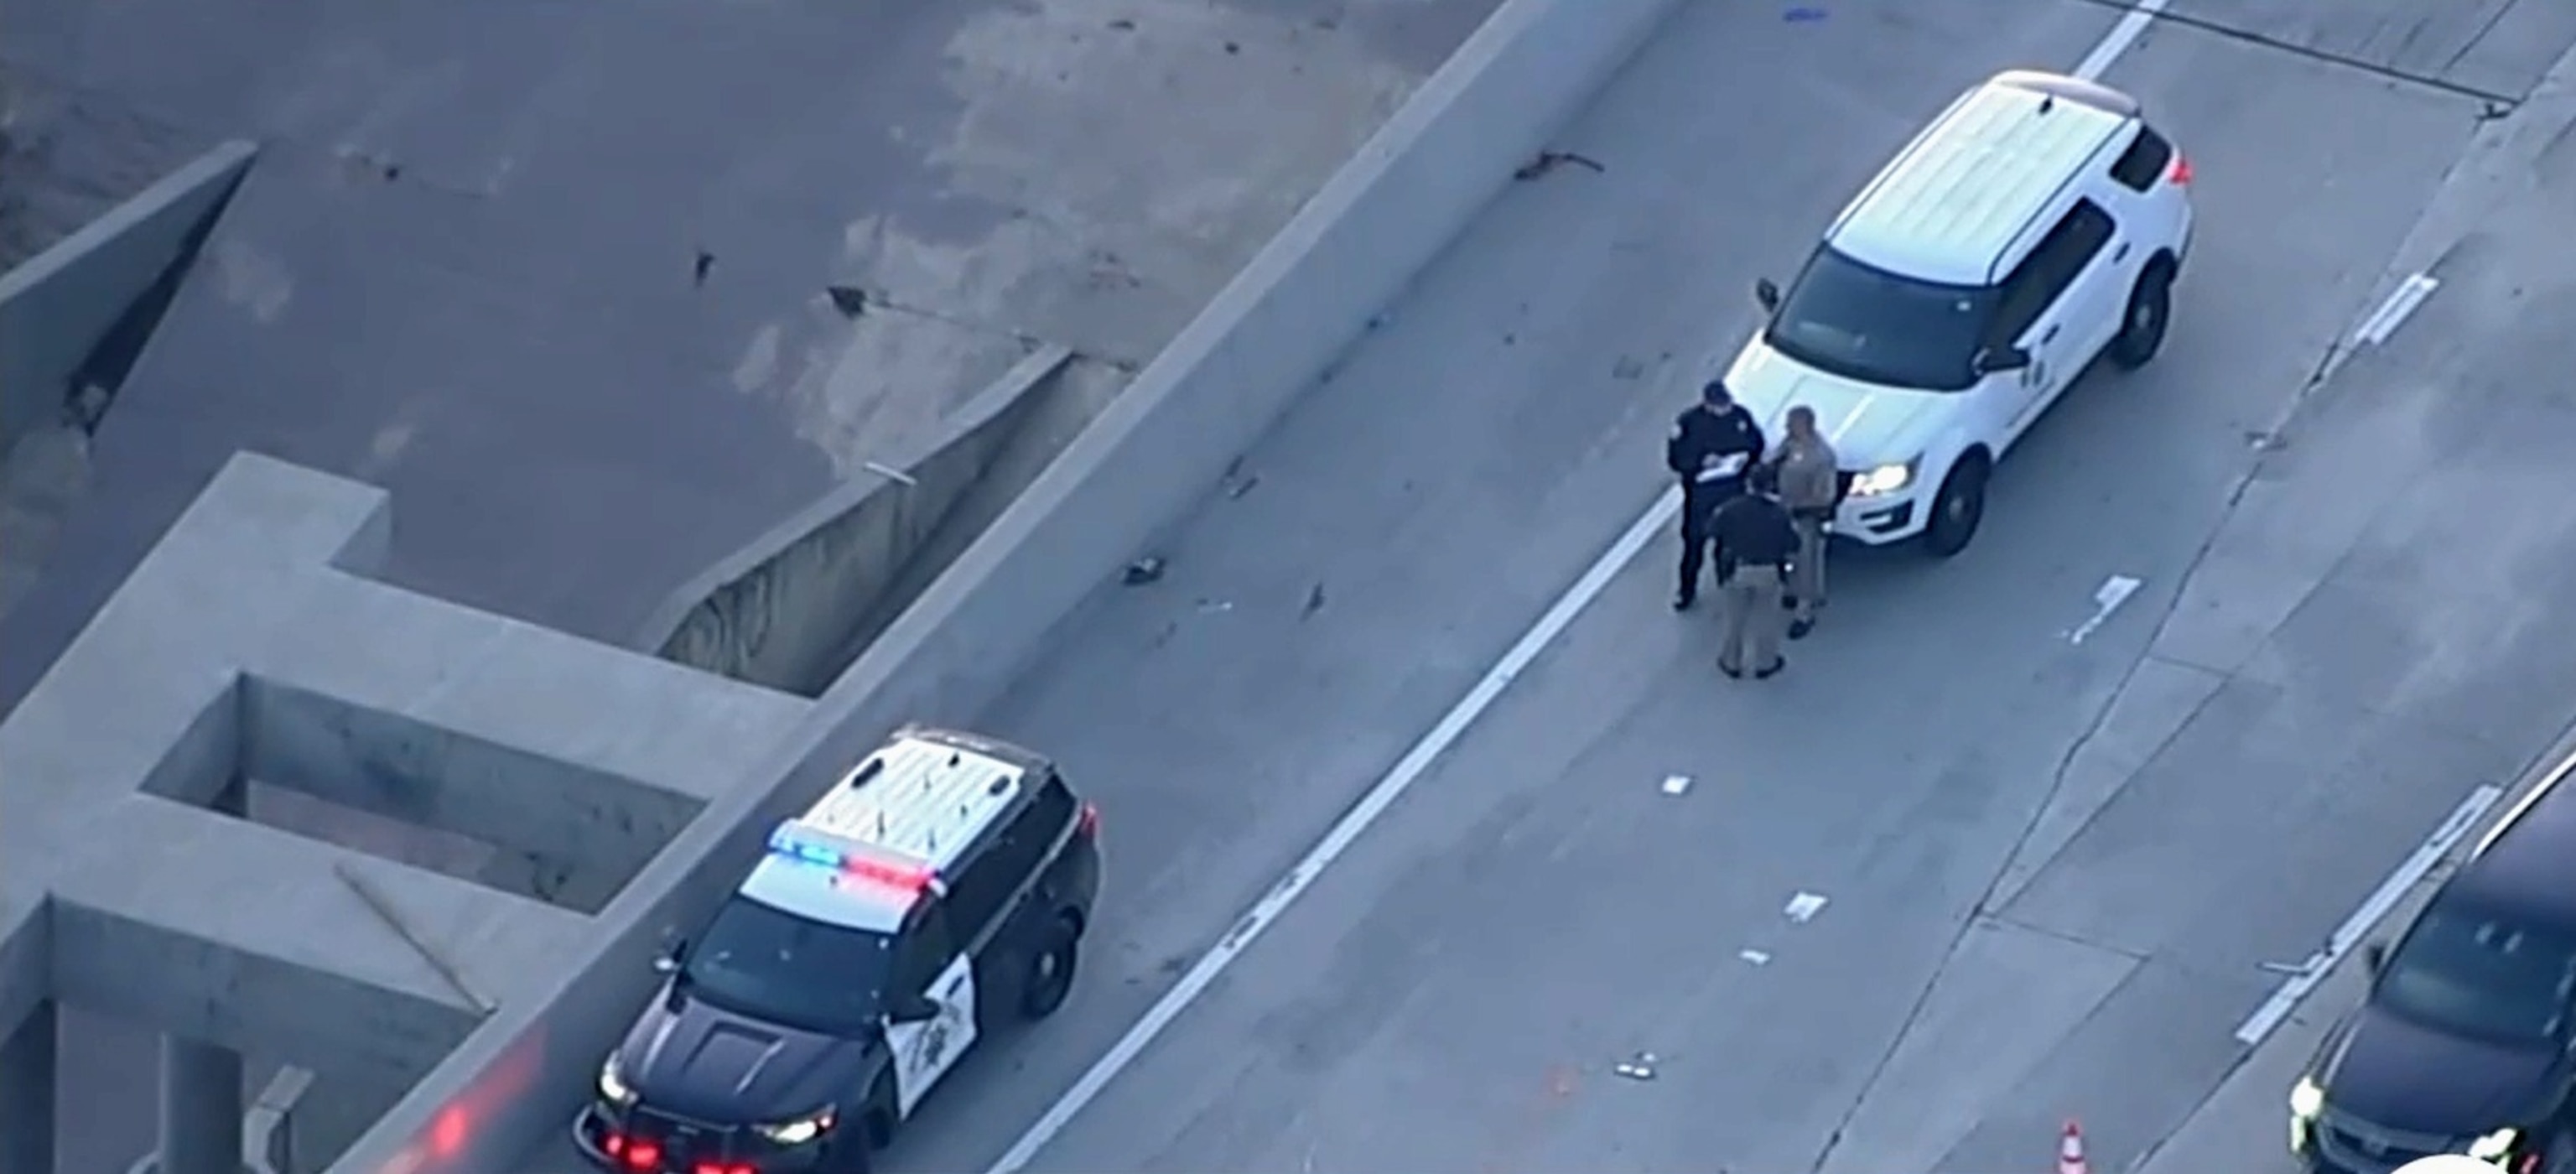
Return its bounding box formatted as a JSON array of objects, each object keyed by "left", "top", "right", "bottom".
[{"left": 766, "top": 822, "right": 941, "bottom": 893}]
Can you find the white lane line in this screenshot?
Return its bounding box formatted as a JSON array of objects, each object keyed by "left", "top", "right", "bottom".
[
  {"left": 2231, "top": 783, "right": 2506, "bottom": 1047},
  {"left": 2350, "top": 272, "right": 2441, "bottom": 347},
  {"left": 982, "top": 485, "right": 1683, "bottom": 1174},
  {"left": 987, "top": 9, "right": 2179, "bottom": 1166},
  {"left": 2074, "top": 0, "right": 2171, "bottom": 82}
]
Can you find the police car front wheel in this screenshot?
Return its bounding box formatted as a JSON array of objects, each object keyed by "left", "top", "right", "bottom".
[{"left": 1021, "top": 919, "right": 1080, "bottom": 1020}]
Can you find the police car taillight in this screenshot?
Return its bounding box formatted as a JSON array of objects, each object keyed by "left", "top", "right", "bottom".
[
  {"left": 1077, "top": 802, "right": 1100, "bottom": 839},
  {"left": 2168, "top": 152, "right": 2192, "bottom": 185}
]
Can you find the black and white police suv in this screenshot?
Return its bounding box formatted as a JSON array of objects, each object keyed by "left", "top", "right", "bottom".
[{"left": 574, "top": 725, "right": 1102, "bottom": 1174}]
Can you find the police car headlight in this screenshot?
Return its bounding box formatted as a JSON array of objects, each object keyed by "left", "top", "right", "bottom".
[
  {"left": 596, "top": 1055, "right": 637, "bottom": 1108},
  {"left": 1850, "top": 459, "right": 1915, "bottom": 498},
  {"left": 755, "top": 1109, "right": 835, "bottom": 1146},
  {"left": 2467, "top": 1127, "right": 2517, "bottom": 1161}
]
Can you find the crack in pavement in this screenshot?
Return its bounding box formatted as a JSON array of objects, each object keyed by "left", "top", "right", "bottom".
[{"left": 2063, "top": 0, "right": 2527, "bottom": 112}]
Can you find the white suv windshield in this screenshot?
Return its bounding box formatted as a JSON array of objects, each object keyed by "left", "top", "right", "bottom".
[{"left": 1765, "top": 246, "right": 1999, "bottom": 392}]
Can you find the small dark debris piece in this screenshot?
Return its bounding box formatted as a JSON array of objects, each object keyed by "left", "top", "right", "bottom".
[
  {"left": 826, "top": 285, "right": 869, "bottom": 317},
  {"left": 1225, "top": 474, "right": 1260, "bottom": 499},
  {"left": 1783, "top": 6, "right": 1828, "bottom": 22},
  {"left": 1301, "top": 582, "right": 1327, "bottom": 621},
  {"left": 1223, "top": 40, "right": 1240, "bottom": 55},
  {"left": 1514, "top": 151, "right": 1607, "bottom": 182},
  {"left": 1124, "top": 556, "right": 1166, "bottom": 586},
  {"left": 693, "top": 251, "right": 715, "bottom": 287},
  {"left": 1109, "top": 18, "right": 1135, "bottom": 30},
  {"left": 1503, "top": 332, "right": 1517, "bottom": 345}
]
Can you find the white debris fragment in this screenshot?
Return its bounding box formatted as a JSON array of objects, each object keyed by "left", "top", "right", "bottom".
[
  {"left": 1661, "top": 774, "right": 1693, "bottom": 796},
  {"left": 1784, "top": 892, "right": 1829, "bottom": 923},
  {"left": 1613, "top": 1051, "right": 1658, "bottom": 1080},
  {"left": 1196, "top": 599, "right": 1233, "bottom": 613},
  {"left": 2068, "top": 574, "right": 2143, "bottom": 645},
  {"left": 1738, "top": 948, "right": 1772, "bottom": 966}
]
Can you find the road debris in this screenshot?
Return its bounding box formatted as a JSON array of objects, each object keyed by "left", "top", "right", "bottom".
[
  {"left": 1738, "top": 948, "right": 1772, "bottom": 966},
  {"left": 1784, "top": 891, "right": 1829, "bottom": 923},
  {"left": 1784, "top": 6, "right": 1828, "bottom": 21},
  {"left": 825, "top": 284, "right": 869, "bottom": 317},
  {"left": 1613, "top": 1052, "right": 1658, "bottom": 1081},
  {"left": 1122, "top": 556, "right": 1166, "bottom": 585},
  {"left": 1514, "top": 150, "right": 1606, "bottom": 182},
  {"left": 1197, "top": 599, "right": 1233, "bottom": 614},
  {"left": 1301, "top": 582, "right": 1327, "bottom": 621},
  {"left": 1660, "top": 773, "right": 1692, "bottom": 796}
]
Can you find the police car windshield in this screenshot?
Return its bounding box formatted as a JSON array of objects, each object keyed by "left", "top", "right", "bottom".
[
  {"left": 2376, "top": 896, "right": 2576, "bottom": 1047},
  {"left": 1763, "top": 246, "right": 1997, "bottom": 393},
  {"left": 683, "top": 895, "right": 895, "bottom": 1035}
]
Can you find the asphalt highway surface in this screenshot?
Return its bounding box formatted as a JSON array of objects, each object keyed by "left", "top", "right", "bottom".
[{"left": 522, "top": 0, "right": 2576, "bottom": 1171}]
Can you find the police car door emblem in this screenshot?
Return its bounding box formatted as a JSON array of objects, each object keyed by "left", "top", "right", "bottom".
[{"left": 914, "top": 1016, "right": 952, "bottom": 1070}]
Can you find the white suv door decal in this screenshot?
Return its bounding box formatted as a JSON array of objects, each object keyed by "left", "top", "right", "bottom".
[{"left": 886, "top": 953, "right": 980, "bottom": 1119}]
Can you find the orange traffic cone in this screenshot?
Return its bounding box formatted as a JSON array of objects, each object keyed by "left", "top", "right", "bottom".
[{"left": 2057, "top": 1119, "right": 2090, "bottom": 1174}]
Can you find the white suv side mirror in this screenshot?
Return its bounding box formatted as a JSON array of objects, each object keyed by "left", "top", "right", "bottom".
[{"left": 1753, "top": 278, "right": 1782, "bottom": 314}]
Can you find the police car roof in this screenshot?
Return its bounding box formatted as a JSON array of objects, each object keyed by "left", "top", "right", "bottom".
[
  {"left": 1826, "top": 70, "right": 2133, "bottom": 287},
  {"left": 735, "top": 727, "right": 1036, "bottom": 934}
]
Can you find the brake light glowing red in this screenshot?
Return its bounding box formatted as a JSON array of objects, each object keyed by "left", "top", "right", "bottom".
[
  {"left": 603, "top": 1132, "right": 626, "bottom": 1158},
  {"left": 623, "top": 1140, "right": 659, "bottom": 1170},
  {"left": 2168, "top": 153, "right": 2192, "bottom": 185},
  {"left": 1077, "top": 802, "right": 1100, "bottom": 839},
  {"left": 693, "top": 1163, "right": 756, "bottom": 1174}
]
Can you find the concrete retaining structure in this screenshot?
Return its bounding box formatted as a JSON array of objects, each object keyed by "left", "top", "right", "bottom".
[
  {"left": 0, "top": 139, "right": 255, "bottom": 444},
  {"left": 637, "top": 344, "right": 1078, "bottom": 697},
  {"left": 329, "top": 0, "right": 1686, "bottom": 1168},
  {"left": 0, "top": 452, "right": 813, "bottom": 1174}
]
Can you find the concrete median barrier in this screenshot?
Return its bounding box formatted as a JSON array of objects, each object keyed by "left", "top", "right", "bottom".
[{"left": 329, "top": 0, "right": 1688, "bottom": 1168}]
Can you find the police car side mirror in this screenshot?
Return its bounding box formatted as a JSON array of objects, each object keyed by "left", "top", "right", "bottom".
[
  {"left": 652, "top": 935, "right": 687, "bottom": 976},
  {"left": 1973, "top": 345, "right": 2030, "bottom": 375},
  {"left": 886, "top": 994, "right": 941, "bottom": 1025},
  {"left": 2362, "top": 942, "right": 2386, "bottom": 976},
  {"left": 1753, "top": 278, "right": 1781, "bottom": 314}
]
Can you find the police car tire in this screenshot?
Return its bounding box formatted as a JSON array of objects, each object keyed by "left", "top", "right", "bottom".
[{"left": 1019, "top": 919, "right": 1080, "bottom": 1021}]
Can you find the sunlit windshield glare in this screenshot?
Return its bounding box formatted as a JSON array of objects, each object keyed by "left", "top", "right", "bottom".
[
  {"left": 683, "top": 896, "right": 895, "bottom": 1033},
  {"left": 1763, "top": 247, "right": 1997, "bottom": 392}
]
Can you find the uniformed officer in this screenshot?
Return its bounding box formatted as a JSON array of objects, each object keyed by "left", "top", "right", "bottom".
[
  {"left": 1768, "top": 404, "right": 1841, "bottom": 641},
  {"left": 1665, "top": 379, "right": 1768, "bottom": 611},
  {"left": 1708, "top": 467, "right": 1800, "bottom": 679}
]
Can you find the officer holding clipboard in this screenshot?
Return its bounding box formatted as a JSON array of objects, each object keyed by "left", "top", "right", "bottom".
[{"left": 1665, "top": 380, "right": 1768, "bottom": 611}]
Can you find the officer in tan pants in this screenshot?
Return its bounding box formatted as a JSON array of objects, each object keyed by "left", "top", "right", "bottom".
[
  {"left": 1708, "top": 467, "right": 1801, "bottom": 679},
  {"left": 1768, "top": 405, "right": 1841, "bottom": 642}
]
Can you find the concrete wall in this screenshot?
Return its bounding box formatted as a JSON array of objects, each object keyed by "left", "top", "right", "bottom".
[
  {"left": 637, "top": 344, "right": 1078, "bottom": 697},
  {"left": 0, "top": 139, "right": 253, "bottom": 445},
  {"left": 331, "top": 0, "right": 1685, "bottom": 1168}
]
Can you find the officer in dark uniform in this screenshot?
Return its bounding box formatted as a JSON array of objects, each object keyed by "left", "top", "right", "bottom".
[
  {"left": 1665, "top": 379, "right": 1768, "bottom": 610},
  {"left": 1709, "top": 465, "right": 1802, "bottom": 679}
]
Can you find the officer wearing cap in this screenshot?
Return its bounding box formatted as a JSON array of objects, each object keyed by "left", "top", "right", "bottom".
[{"left": 1665, "top": 379, "right": 1768, "bottom": 611}]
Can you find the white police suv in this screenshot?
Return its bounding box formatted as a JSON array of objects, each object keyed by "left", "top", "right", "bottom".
[
  {"left": 575, "top": 726, "right": 1102, "bottom": 1174},
  {"left": 1726, "top": 68, "right": 2195, "bottom": 557}
]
